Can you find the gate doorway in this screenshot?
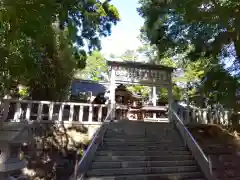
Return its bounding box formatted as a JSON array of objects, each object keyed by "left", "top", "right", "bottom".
[{"left": 107, "top": 60, "right": 174, "bottom": 122}]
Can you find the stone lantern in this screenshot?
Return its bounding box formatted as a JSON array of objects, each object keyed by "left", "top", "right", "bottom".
[{"left": 0, "top": 122, "right": 31, "bottom": 180}]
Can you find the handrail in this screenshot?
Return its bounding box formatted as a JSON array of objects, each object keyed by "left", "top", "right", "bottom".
[
  {"left": 69, "top": 108, "right": 113, "bottom": 180},
  {"left": 2, "top": 99, "right": 108, "bottom": 107},
  {"left": 170, "top": 103, "right": 215, "bottom": 180},
  {"left": 173, "top": 110, "right": 209, "bottom": 161}
]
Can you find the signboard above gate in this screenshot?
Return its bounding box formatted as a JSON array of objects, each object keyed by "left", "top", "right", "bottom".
[{"left": 107, "top": 60, "right": 174, "bottom": 86}]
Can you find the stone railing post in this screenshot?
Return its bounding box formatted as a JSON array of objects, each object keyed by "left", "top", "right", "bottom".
[{"left": 2, "top": 99, "right": 10, "bottom": 122}]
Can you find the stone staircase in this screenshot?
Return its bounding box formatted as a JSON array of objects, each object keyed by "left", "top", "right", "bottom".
[{"left": 83, "top": 121, "right": 206, "bottom": 180}]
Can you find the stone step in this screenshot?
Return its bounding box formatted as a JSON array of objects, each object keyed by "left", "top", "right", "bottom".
[
  {"left": 94, "top": 154, "right": 194, "bottom": 161},
  {"left": 102, "top": 143, "right": 186, "bottom": 149},
  {"left": 106, "top": 127, "right": 176, "bottom": 132},
  {"left": 107, "top": 121, "right": 173, "bottom": 127},
  {"left": 91, "top": 160, "right": 198, "bottom": 169},
  {"left": 84, "top": 171, "right": 204, "bottom": 180},
  {"left": 103, "top": 134, "right": 178, "bottom": 139},
  {"left": 103, "top": 135, "right": 180, "bottom": 140},
  {"left": 103, "top": 141, "right": 184, "bottom": 147},
  {"left": 105, "top": 130, "right": 176, "bottom": 135},
  {"left": 105, "top": 128, "right": 176, "bottom": 132},
  {"left": 103, "top": 137, "right": 182, "bottom": 142},
  {"left": 103, "top": 138, "right": 183, "bottom": 144},
  {"left": 95, "top": 150, "right": 191, "bottom": 156},
  {"left": 86, "top": 165, "right": 199, "bottom": 177},
  {"left": 98, "top": 146, "right": 188, "bottom": 151}
]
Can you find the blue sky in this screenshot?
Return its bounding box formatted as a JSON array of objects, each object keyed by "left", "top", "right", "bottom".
[{"left": 101, "top": 0, "right": 144, "bottom": 56}]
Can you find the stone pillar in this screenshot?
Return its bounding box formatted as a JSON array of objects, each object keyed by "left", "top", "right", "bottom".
[
  {"left": 0, "top": 144, "right": 10, "bottom": 164},
  {"left": 152, "top": 86, "right": 157, "bottom": 119},
  {"left": 2, "top": 100, "right": 10, "bottom": 128},
  {"left": 185, "top": 82, "right": 190, "bottom": 124},
  {"left": 109, "top": 67, "right": 116, "bottom": 120},
  {"left": 0, "top": 145, "right": 16, "bottom": 180},
  {"left": 152, "top": 86, "right": 157, "bottom": 106},
  {"left": 167, "top": 73, "right": 173, "bottom": 122}
]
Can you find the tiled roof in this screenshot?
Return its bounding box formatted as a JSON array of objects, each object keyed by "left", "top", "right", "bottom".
[{"left": 71, "top": 79, "right": 108, "bottom": 96}]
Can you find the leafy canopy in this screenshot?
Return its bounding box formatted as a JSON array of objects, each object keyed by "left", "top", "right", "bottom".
[
  {"left": 76, "top": 51, "right": 108, "bottom": 81},
  {"left": 0, "top": 0, "right": 120, "bottom": 100},
  {"left": 137, "top": 0, "right": 240, "bottom": 74},
  {"left": 138, "top": 0, "right": 240, "bottom": 108}
]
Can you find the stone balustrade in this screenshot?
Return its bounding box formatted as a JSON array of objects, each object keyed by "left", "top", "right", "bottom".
[
  {"left": 0, "top": 99, "right": 108, "bottom": 124},
  {"left": 0, "top": 99, "right": 169, "bottom": 123},
  {"left": 174, "top": 103, "right": 239, "bottom": 125}
]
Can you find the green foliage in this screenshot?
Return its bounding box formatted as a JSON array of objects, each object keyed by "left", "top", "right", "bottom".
[
  {"left": 201, "top": 64, "right": 239, "bottom": 109},
  {"left": 120, "top": 48, "right": 182, "bottom": 100},
  {"left": 159, "top": 86, "right": 183, "bottom": 101},
  {"left": 19, "top": 86, "right": 29, "bottom": 98},
  {"left": 76, "top": 51, "right": 108, "bottom": 81},
  {"left": 137, "top": 0, "right": 240, "bottom": 73},
  {"left": 127, "top": 85, "right": 150, "bottom": 98},
  {"left": 136, "top": 33, "right": 158, "bottom": 63},
  {"left": 0, "top": 0, "right": 120, "bottom": 100},
  {"left": 28, "top": 29, "right": 81, "bottom": 100},
  {"left": 118, "top": 49, "right": 150, "bottom": 97},
  {"left": 138, "top": 0, "right": 240, "bottom": 108},
  {"left": 121, "top": 50, "right": 138, "bottom": 61}
]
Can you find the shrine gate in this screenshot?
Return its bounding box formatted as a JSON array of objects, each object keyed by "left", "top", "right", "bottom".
[{"left": 106, "top": 60, "right": 174, "bottom": 121}]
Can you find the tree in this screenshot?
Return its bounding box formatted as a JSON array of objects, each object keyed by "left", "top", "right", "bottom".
[
  {"left": 200, "top": 64, "right": 239, "bottom": 109},
  {"left": 28, "top": 26, "right": 86, "bottom": 101},
  {"left": 137, "top": 0, "right": 240, "bottom": 75},
  {"left": 0, "top": 0, "right": 120, "bottom": 100},
  {"left": 138, "top": 0, "right": 240, "bottom": 108},
  {"left": 158, "top": 85, "right": 183, "bottom": 102},
  {"left": 119, "top": 47, "right": 184, "bottom": 100},
  {"left": 76, "top": 51, "right": 108, "bottom": 81},
  {"left": 127, "top": 85, "right": 150, "bottom": 99},
  {"left": 136, "top": 32, "right": 158, "bottom": 63},
  {"left": 121, "top": 49, "right": 138, "bottom": 61},
  {"left": 119, "top": 49, "right": 151, "bottom": 98}
]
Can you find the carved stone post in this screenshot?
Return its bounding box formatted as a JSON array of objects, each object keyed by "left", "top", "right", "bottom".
[
  {"left": 152, "top": 86, "right": 157, "bottom": 119},
  {"left": 202, "top": 109, "right": 208, "bottom": 124},
  {"left": 109, "top": 67, "right": 116, "bottom": 120},
  {"left": 168, "top": 73, "right": 173, "bottom": 122}
]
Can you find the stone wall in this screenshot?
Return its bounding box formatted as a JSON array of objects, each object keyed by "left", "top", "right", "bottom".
[{"left": 22, "top": 122, "right": 102, "bottom": 180}]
